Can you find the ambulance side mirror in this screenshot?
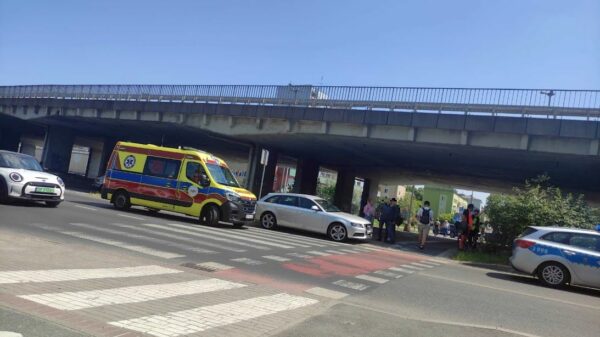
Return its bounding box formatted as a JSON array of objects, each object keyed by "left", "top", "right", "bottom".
[{"left": 200, "top": 174, "right": 211, "bottom": 187}]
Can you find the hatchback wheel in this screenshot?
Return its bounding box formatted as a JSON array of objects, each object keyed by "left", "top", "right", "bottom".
[
  {"left": 328, "top": 223, "right": 347, "bottom": 242},
  {"left": 260, "top": 212, "right": 277, "bottom": 230},
  {"left": 538, "top": 262, "right": 569, "bottom": 288}
]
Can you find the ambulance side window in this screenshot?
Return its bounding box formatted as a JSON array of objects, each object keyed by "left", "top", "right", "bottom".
[
  {"left": 186, "top": 162, "right": 207, "bottom": 184},
  {"left": 143, "top": 156, "right": 181, "bottom": 179}
]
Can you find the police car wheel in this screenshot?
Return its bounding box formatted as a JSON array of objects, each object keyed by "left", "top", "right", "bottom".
[
  {"left": 113, "top": 191, "right": 131, "bottom": 210},
  {"left": 538, "top": 262, "right": 569, "bottom": 288},
  {"left": 200, "top": 205, "right": 219, "bottom": 226}
]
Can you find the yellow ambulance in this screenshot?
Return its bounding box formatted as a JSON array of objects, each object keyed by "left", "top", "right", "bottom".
[{"left": 100, "top": 141, "right": 257, "bottom": 227}]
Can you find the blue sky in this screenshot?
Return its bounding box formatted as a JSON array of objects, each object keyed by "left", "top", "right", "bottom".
[{"left": 1, "top": 0, "right": 598, "bottom": 88}]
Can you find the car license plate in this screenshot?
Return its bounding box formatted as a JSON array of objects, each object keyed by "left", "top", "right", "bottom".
[
  {"left": 35, "top": 187, "right": 55, "bottom": 194},
  {"left": 245, "top": 214, "right": 254, "bottom": 220}
]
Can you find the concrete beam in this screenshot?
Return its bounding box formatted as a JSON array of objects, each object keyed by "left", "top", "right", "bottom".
[{"left": 333, "top": 170, "right": 355, "bottom": 213}]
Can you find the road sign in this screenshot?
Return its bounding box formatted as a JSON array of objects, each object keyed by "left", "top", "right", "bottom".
[{"left": 260, "top": 149, "right": 269, "bottom": 165}]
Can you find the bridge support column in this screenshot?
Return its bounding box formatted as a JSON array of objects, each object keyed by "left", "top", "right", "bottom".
[
  {"left": 0, "top": 127, "right": 21, "bottom": 152},
  {"left": 292, "top": 159, "right": 319, "bottom": 195},
  {"left": 98, "top": 138, "right": 119, "bottom": 176},
  {"left": 248, "top": 146, "right": 278, "bottom": 198},
  {"left": 333, "top": 170, "right": 356, "bottom": 213},
  {"left": 41, "top": 126, "right": 74, "bottom": 173}
]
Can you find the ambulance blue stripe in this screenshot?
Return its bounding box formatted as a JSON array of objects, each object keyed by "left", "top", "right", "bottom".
[{"left": 108, "top": 170, "right": 177, "bottom": 189}]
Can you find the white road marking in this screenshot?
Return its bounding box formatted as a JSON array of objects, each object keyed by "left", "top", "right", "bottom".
[
  {"left": 305, "top": 287, "right": 348, "bottom": 299},
  {"left": 374, "top": 270, "right": 403, "bottom": 279},
  {"left": 116, "top": 213, "right": 144, "bottom": 220},
  {"left": 221, "top": 229, "right": 313, "bottom": 248},
  {"left": 194, "top": 262, "right": 235, "bottom": 271},
  {"left": 110, "top": 223, "right": 245, "bottom": 253},
  {"left": 388, "top": 267, "right": 414, "bottom": 274},
  {"left": 245, "top": 227, "right": 337, "bottom": 247},
  {"left": 354, "top": 245, "right": 382, "bottom": 251},
  {"left": 402, "top": 264, "right": 424, "bottom": 271},
  {"left": 231, "top": 258, "right": 265, "bottom": 266},
  {"left": 332, "top": 280, "right": 370, "bottom": 291},
  {"left": 325, "top": 250, "right": 345, "bottom": 255},
  {"left": 0, "top": 265, "right": 180, "bottom": 284},
  {"left": 339, "top": 249, "right": 360, "bottom": 254},
  {"left": 73, "top": 204, "right": 97, "bottom": 211},
  {"left": 109, "top": 293, "right": 318, "bottom": 336},
  {"left": 60, "top": 231, "right": 185, "bottom": 259},
  {"left": 19, "top": 279, "right": 246, "bottom": 310},
  {"left": 355, "top": 274, "right": 389, "bottom": 284},
  {"left": 69, "top": 223, "right": 215, "bottom": 254},
  {"left": 427, "top": 258, "right": 449, "bottom": 264},
  {"left": 411, "top": 262, "right": 434, "bottom": 268},
  {"left": 286, "top": 252, "right": 313, "bottom": 259},
  {"left": 166, "top": 223, "right": 295, "bottom": 249},
  {"left": 420, "top": 261, "right": 441, "bottom": 266},
  {"left": 306, "top": 250, "right": 330, "bottom": 256},
  {"left": 142, "top": 223, "right": 272, "bottom": 251},
  {"left": 262, "top": 255, "right": 291, "bottom": 262}
]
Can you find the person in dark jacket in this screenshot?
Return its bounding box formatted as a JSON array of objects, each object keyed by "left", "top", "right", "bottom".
[{"left": 380, "top": 198, "right": 400, "bottom": 244}]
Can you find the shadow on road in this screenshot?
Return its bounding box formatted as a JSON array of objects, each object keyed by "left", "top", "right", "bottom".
[{"left": 486, "top": 271, "right": 600, "bottom": 297}]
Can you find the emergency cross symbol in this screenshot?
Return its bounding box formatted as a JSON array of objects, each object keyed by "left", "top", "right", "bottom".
[{"left": 123, "top": 155, "right": 136, "bottom": 169}]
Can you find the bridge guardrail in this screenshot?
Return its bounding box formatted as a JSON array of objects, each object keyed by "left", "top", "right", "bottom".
[{"left": 0, "top": 85, "right": 598, "bottom": 118}]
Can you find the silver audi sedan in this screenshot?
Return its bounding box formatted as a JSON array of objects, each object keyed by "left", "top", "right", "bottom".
[{"left": 255, "top": 193, "right": 373, "bottom": 242}]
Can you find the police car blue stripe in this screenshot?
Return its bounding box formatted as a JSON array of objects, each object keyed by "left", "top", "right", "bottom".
[{"left": 530, "top": 244, "right": 600, "bottom": 268}]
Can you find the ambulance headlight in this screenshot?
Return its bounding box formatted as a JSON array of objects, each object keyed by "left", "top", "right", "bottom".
[{"left": 225, "top": 192, "right": 241, "bottom": 203}]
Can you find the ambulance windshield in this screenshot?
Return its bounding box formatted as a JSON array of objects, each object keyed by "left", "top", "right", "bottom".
[{"left": 206, "top": 164, "right": 240, "bottom": 188}]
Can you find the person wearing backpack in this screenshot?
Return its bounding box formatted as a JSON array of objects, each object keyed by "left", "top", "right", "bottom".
[{"left": 416, "top": 201, "right": 434, "bottom": 250}]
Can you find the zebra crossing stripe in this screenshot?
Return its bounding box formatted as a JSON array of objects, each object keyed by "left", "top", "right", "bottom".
[
  {"left": 109, "top": 293, "right": 318, "bottom": 336},
  {"left": 219, "top": 229, "right": 313, "bottom": 248},
  {"left": 388, "top": 267, "right": 414, "bottom": 274},
  {"left": 355, "top": 274, "right": 388, "bottom": 284},
  {"left": 305, "top": 287, "right": 348, "bottom": 299},
  {"left": 306, "top": 251, "right": 330, "bottom": 256},
  {"left": 0, "top": 265, "right": 180, "bottom": 284},
  {"left": 193, "top": 262, "right": 235, "bottom": 271},
  {"left": 164, "top": 223, "right": 295, "bottom": 249},
  {"left": 262, "top": 255, "right": 291, "bottom": 262},
  {"left": 411, "top": 262, "right": 434, "bottom": 268},
  {"left": 110, "top": 223, "right": 246, "bottom": 253},
  {"left": 325, "top": 250, "right": 345, "bottom": 255},
  {"left": 374, "top": 270, "right": 403, "bottom": 279},
  {"left": 420, "top": 261, "right": 441, "bottom": 266},
  {"left": 245, "top": 227, "right": 339, "bottom": 247},
  {"left": 69, "top": 223, "right": 215, "bottom": 254},
  {"left": 60, "top": 231, "right": 185, "bottom": 259},
  {"left": 339, "top": 249, "right": 359, "bottom": 254},
  {"left": 402, "top": 264, "right": 424, "bottom": 270},
  {"left": 19, "top": 279, "right": 246, "bottom": 310},
  {"left": 286, "top": 252, "right": 313, "bottom": 259},
  {"left": 231, "top": 258, "right": 265, "bottom": 266}
]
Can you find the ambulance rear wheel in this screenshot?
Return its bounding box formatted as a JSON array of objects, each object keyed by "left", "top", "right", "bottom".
[
  {"left": 113, "top": 191, "right": 131, "bottom": 210},
  {"left": 200, "top": 204, "right": 219, "bottom": 226}
]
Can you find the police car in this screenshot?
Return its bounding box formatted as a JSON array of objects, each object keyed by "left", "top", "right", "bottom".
[
  {"left": 510, "top": 226, "right": 600, "bottom": 288},
  {"left": 0, "top": 150, "right": 65, "bottom": 207}
]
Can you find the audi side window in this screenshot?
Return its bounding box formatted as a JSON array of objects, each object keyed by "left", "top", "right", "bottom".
[
  {"left": 299, "top": 198, "right": 316, "bottom": 210},
  {"left": 265, "top": 196, "right": 279, "bottom": 203},
  {"left": 278, "top": 196, "right": 298, "bottom": 207},
  {"left": 541, "top": 232, "right": 571, "bottom": 245}
]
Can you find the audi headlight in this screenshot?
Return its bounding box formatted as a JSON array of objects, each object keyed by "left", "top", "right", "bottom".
[
  {"left": 57, "top": 177, "right": 65, "bottom": 187},
  {"left": 350, "top": 222, "right": 365, "bottom": 229},
  {"left": 225, "top": 192, "right": 241, "bottom": 202},
  {"left": 9, "top": 172, "right": 23, "bottom": 182}
]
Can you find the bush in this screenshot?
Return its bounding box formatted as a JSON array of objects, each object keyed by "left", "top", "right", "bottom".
[{"left": 486, "top": 175, "right": 599, "bottom": 247}]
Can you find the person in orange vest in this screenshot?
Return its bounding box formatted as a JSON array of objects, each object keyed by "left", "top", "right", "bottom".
[{"left": 459, "top": 204, "right": 474, "bottom": 250}]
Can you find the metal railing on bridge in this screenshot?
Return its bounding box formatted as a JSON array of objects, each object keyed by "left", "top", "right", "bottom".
[{"left": 1, "top": 85, "right": 598, "bottom": 118}]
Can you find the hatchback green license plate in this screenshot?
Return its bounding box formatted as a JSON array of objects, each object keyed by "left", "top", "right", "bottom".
[{"left": 35, "top": 187, "right": 55, "bottom": 194}]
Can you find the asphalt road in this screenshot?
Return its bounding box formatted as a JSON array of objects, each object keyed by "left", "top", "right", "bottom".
[{"left": 1, "top": 192, "right": 599, "bottom": 337}]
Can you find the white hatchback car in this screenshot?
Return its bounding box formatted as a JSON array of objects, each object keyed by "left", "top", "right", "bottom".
[
  {"left": 0, "top": 150, "right": 65, "bottom": 207},
  {"left": 510, "top": 226, "right": 600, "bottom": 288},
  {"left": 256, "top": 193, "right": 373, "bottom": 242}
]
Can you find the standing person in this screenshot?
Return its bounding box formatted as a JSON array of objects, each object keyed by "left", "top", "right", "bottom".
[
  {"left": 469, "top": 209, "right": 481, "bottom": 249},
  {"left": 363, "top": 198, "right": 375, "bottom": 224},
  {"left": 376, "top": 199, "right": 389, "bottom": 241},
  {"left": 459, "top": 204, "right": 474, "bottom": 250},
  {"left": 416, "top": 201, "right": 433, "bottom": 250},
  {"left": 381, "top": 198, "right": 400, "bottom": 244}
]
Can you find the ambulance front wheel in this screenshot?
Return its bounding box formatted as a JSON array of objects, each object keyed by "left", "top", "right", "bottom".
[
  {"left": 113, "top": 190, "right": 131, "bottom": 210},
  {"left": 200, "top": 204, "right": 220, "bottom": 226}
]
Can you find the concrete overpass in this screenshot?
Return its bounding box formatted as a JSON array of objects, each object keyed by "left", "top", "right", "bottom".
[{"left": 1, "top": 85, "right": 599, "bottom": 209}]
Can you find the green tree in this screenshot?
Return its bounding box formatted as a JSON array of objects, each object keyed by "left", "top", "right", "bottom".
[
  {"left": 316, "top": 182, "right": 335, "bottom": 202},
  {"left": 485, "top": 175, "right": 599, "bottom": 246}
]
